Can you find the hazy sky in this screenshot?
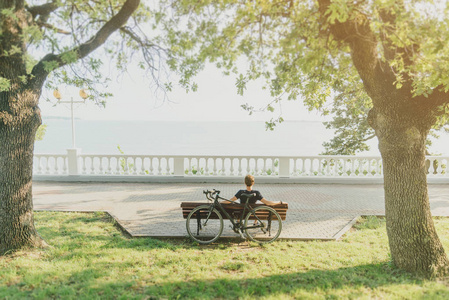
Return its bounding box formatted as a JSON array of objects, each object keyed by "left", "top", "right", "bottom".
[{"left": 39, "top": 64, "right": 326, "bottom": 122}]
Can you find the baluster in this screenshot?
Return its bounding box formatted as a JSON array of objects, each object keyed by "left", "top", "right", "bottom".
[
  {"left": 215, "top": 158, "right": 220, "bottom": 176},
  {"left": 358, "top": 159, "right": 363, "bottom": 177},
  {"left": 62, "top": 156, "right": 67, "bottom": 174},
  {"left": 435, "top": 158, "right": 440, "bottom": 176},
  {"left": 121, "top": 157, "right": 127, "bottom": 175},
  {"left": 238, "top": 158, "right": 242, "bottom": 176},
  {"left": 335, "top": 158, "right": 339, "bottom": 176},
  {"left": 312, "top": 158, "right": 317, "bottom": 176},
  {"left": 139, "top": 157, "right": 145, "bottom": 175},
  {"left": 324, "top": 158, "right": 331, "bottom": 176},
  {"left": 230, "top": 158, "right": 235, "bottom": 176},
  {"left": 157, "top": 157, "right": 162, "bottom": 175},
  {"left": 133, "top": 157, "right": 138, "bottom": 175},
  {"left": 316, "top": 158, "right": 323, "bottom": 176},
  {"left": 255, "top": 159, "right": 259, "bottom": 175},
  {"left": 55, "top": 156, "right": 61, "bottom": 174},
  {"left": 149, "top": 157, "right": 154, "bottom": 175},
  {"left": 246, "top": 158, "right": 251, "bottom": 174},
  {"left": 300, "top": 159, "right": 305, "bottom": 176},
  {"left": 206, "top": 158, "right": 211, "bottom": 176},
  {"left": 106, "top": 156, "right": 110, "bottom": 175},
  {"left": 114, "top": 157, "right": 120, "bottom": 174},
  {"left": 99, "top": 157, "right": 104, "bottom": 174},
  {"left": 43, "top": 157, "right": 50, "bottom": 174},
  {"left": 166, "top": 157, "right": 171, "bottom": 175},
  {"left": 311, "top": 158, "right": 316, "bottom": 176},
  {"left": 261, "top": 158, "right": 266, "bottom": 176},
  {"left": 90, "top": 157, "right": 96, "bottom": 174},
  {"left": 84, "top": 157, "right": 89, "bottom": 174},
  {"left": 219, "top": 158, "right": 225, "bottom": 176},
  {"left": 293, "top": 159, "right": 298, "bottom": 176},
  {"left": 222, "top": 158, "right": 226, "bottom": 175},
  {"left": 441, "top": 159, "right": 448, "bottom": 176},
  {"left": 187, "top": 158, "right": 192, "bottom": 176},
  {"left": 197, "top": 157, "right": 201, "bottom": 176},
  {"left": 333, "top": 159, "right": 337, "bottom": 176},
  {"left": 260, "top": 158, "right": 267, "bottom": 176},
  {"left": 106, "top": 157, "right": 111, "bottom": 174},
  {"left": 349, "top": 158, "right": 354, "bottom": 177},
  {"left": 59, "top": 156, "right": 64, "bottom": 174}
]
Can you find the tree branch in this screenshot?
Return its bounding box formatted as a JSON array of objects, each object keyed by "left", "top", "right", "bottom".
[
  {"left": 317, "top": 0, "right": 395, "bottom": 103},
  {"left": 36, "top": 21, "right": 70, "bottom": 35},
  {"left": 30, "top": 0, "right": 140, "bottom": 88},
  {"left": 26, "top": 1, "right": 58, "bottom": 19}
]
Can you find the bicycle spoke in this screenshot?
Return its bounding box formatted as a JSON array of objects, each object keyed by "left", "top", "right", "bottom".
[
  {"left": 186, "top": 205, "right": 223, "bottom": 244},
  {"left": 244, "top": 206, "right": 282, "bottom": 244}
]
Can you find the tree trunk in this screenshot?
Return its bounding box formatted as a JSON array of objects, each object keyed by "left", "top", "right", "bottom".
[
  {"left": 0, "top": 89, "right": 47, "bottom": 254},
  {"left": 370, "top": 109, "right": 449, "bottom": 277}
]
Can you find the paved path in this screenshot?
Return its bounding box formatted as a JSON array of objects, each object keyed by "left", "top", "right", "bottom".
[{"left": 32, "top": 182, "right": 449, "bottom": 240}]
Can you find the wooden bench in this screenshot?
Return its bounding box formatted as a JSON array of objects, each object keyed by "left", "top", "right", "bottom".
[{"left": 181, "top": 202, "right": 288, "bottom": 221}]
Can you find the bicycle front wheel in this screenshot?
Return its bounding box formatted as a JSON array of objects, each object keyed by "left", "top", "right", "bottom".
[
  {"left": 244, "top": 206, "right": 282, "bottom": 244},
  {"left": 186, "top": 205, "right": 223, "bottom": 244}
]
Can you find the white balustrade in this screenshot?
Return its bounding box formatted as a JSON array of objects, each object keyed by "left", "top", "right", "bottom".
[
  {"left": 33, "top": 154, "right": 68, "bottom": 175},
  {"left": 32, "top": 153, "right": 449, "bottom": 180}
]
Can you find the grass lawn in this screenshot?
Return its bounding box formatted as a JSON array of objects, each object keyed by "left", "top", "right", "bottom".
[{"left": 1, "top": 212, "right": 449, "bottom": 299}]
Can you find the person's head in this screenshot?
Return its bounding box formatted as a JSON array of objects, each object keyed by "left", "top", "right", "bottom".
[{"left": 244, "top": 174, "right": 255, "bottom": 187}]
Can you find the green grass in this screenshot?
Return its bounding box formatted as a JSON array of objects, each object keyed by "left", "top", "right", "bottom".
[{"left": 1, "top": 212, "right": 449, "bottom": 299}]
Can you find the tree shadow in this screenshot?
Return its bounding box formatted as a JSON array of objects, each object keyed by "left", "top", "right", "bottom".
[
  {"left": 10, "top": 262, "right": 439, "bottom": 299},
  {"left": 137, "top": 264, "right": 441, "bottom": 299}
]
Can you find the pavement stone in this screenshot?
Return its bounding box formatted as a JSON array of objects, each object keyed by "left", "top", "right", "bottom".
[{"left": 32, "top": 182, "right": 449, "bottom": 241}]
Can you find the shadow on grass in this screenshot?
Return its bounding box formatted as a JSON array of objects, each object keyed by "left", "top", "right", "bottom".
[
  {"left": 4, "top": 263, "right": 444, "bottom": 299},
  {"left": 10, "top": 212, "right": 449, "bottom": 298},
  {"left": 109, "top": 264, "right": 448, "bottom": 299}
]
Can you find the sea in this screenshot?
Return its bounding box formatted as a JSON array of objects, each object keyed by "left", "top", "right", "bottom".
[{"left": 34, "top": 118, "right": 449, "bottom": 156}]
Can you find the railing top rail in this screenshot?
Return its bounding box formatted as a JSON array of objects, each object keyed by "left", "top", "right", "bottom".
[
  {"left": 35, "top": 153, "right": 388, "bottom": 159},
  {"left": 33, "top": 153, "right": 449, "bottom": 160}
]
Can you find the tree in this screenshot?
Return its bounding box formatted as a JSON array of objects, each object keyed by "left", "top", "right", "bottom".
[
  {"left": 0, "top": 0, "right": 202, "bottom": 254},
  {"left": 163, "top": 0, "right": 449, "bottom": 277}
]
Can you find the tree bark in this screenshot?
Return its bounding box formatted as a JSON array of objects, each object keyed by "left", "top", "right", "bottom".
[
  {"left": 369, "top": 108, "right": 449, "bottom": 277},
  {"left": 0, "top": 89, "right": 47, "bottom": 254},
  {"left": 317, "top": 0, "right": 449, "bottom": 277},
  {"left": 0, "top": 0, "right": 140, "bottom": 254}
]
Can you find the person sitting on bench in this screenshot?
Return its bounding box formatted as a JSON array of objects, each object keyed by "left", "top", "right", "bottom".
[{"left": 223, "top": 174, "right": 282, "bottom": 205}]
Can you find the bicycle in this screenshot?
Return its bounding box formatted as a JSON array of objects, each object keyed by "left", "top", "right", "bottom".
[{"left": 185, "top": 189, "right": 282, "bottom": 244}]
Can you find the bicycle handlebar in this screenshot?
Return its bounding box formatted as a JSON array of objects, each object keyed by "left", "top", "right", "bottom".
[{"left": 203, "top": 189, "right": 220, "bottom": 195}]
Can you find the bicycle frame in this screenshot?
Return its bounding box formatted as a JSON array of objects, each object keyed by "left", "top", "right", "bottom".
[{"left": 205, "top": 190, "right": 266, "bottom": 232}]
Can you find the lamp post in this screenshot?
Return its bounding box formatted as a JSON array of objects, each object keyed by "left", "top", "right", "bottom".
[
  {"left": 53, "top": 88, "right": 88, "bottom": 176},
  {"left": 53, "top": 89, "right": 88, "bottom": 148}
]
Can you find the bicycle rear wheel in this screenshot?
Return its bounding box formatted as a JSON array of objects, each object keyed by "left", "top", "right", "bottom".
[
  {"left": 186, "top": 205, "right": 223, "bottom": 244},
  {"left": 244, "top": 206, "right": 282, "bottom": 244}
]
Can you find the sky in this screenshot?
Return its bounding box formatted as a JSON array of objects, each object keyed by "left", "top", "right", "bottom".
[
  {"left": 38, "top": 64, "right": 327, "bottom": 123},
  {"left": 37, "top": 61, "right": 449, "bottom": 156}
]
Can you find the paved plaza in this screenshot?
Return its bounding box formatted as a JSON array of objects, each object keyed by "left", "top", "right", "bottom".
[{"left": 33, "top": 182, "right": 449, "bottom": 240}]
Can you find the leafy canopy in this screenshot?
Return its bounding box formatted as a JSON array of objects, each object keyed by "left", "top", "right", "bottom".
[
  {"left": 0, "top": 0, "right": 205, "bottom": 104},
  {"left": 157, "top": 0, "right": 449, "bottom": 153},
  {"left": 3, "top": 1, "right": 449, "bottom": 154}
]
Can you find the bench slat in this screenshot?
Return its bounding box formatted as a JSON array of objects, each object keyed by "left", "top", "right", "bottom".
[{"left": 181, "top": 202, "right": 288, "bottom": 221}]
